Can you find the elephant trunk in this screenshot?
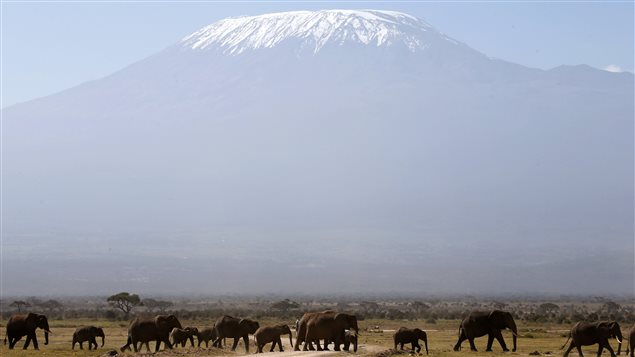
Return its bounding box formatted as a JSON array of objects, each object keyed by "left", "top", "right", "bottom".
[
  {"left": 617, "top": 333, "right": 623, "bottom": 355},
  {"left": 101, "top": 335, "right": 105, "bottom": 347},
  {"left": 509, "top": 320, "right": 518, "bottom": 352},
  {"left": 44, "top": 331, "right": 49, "bottom": 345},
  {"left": 289, "top": 333, "right": 294, "bottom": 348}
]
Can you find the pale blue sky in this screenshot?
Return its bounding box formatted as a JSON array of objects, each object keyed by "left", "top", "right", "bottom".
[{"left": 2, "top": 1, "right": 633, "bottom": 108}]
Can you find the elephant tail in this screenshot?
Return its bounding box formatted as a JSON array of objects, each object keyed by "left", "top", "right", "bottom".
[{"left": 560, "top": 333, "right": 572, "bottom": 350}]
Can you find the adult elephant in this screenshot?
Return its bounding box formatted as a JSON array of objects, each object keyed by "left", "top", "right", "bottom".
[
  {"left": 305, "top": 312, "right": 358, "bottom": 352},
  {"left": 3, "top": 313, "right": 51, "bottom": 350},
  {"left": 254, "top": 324, "right": 293, "bottom": 353},
  {"left": 394, "top": 327, "right": 429, "bottom": 354},
  {"left": 454, "top": 310, "right": 518, "bottom": 352},
  {"left": 72, "top": 326, "right": 105, "bottom": 350},
  {"left": 212, "top": 315, "right": 260, "bottom": 353},
  {"left": 562, "top": 321, "right": 623, "bottom": 357},
  {"left": 294, "top": 310, "right": 336, "bottom": 351},
  {"left": 120, "top": 314, "right": 182, "bottom": 352}
]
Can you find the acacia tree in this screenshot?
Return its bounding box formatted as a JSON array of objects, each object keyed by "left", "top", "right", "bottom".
[
  {"left": 270, "top": 299, "right": 300, "bottom": 312},
  {"left": 538, "top": 303, "right": 560, "bottom": 315},
  {"left": 107, "top": 292, "right": 141, "bottom": 317},
  {"left": 10, "top": 300, "right": 31, "bottom": 312}
]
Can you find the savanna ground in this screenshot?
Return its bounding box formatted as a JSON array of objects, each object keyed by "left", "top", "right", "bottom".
[{"left": 0, "top": 318, "right": 620, "bottom": 357}]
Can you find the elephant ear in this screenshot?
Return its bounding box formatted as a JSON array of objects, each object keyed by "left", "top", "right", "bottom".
[
  {"left": 156, "top": 316, "right": 169, "bottom": 328},
  {"left": 25, "top": 313, "right": 38, "bottom": 328},
  {"left": 488, "top": 311, "right": 506, "bottom": 327}
]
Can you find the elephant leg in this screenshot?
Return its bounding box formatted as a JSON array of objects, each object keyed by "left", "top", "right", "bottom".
[
  {"left": 307, "top": 337, "right": 319, "bottom": 351},
  {"left": 486, "top": 334, "right": 495, "bottom": 351},
  {"left": 32, "top": 334, "right": 39, "bottom": 350},
  {"left": 121, "top": 337, "right": 131, "bottom": 352},
  {"left": 564, "top": 342, "right": 576, "bottom": 357},
  {"left": 416, "top": 342, "right": 422, "bottom": 353},
  {"left": 321, "top": 338, "right": 328, "bottom": 351},
  {"left": 454, "top": 334, "right": 467, "bottom": 351},
  {"left": 598, "top": 345, "right": 605, "bottom": 357},
  {"left": 468, "top": 337, "right": 478, "bottom": 352},
  {"left": 244, "top": 335, "right": 251, "bottom": 353},
  {"left": 23, "top": 335, "right": 31, "bottom": 350},
  {"left": 279, "top": 337, "right": 285, "bottom": 351},
  {"left": 604, "top": 342, "right": 616, "bottom": 357},
  {"left": 576, "top": 344, "right": 585, "bottom": 357},
  {"left": 230, "top": 337, "right": 240, "bottom": 351},
  {"left": 400, "top": 342, "right": 405, "bottom": 350},
  {"left": 8, "top": 337, "right": 15, "bottom": 349},
  {"left": 333, "top": 337, "right": 341, "bottom": 352},
  {"left": 494, "top": 330, "right": 509, "bottom": 351}
]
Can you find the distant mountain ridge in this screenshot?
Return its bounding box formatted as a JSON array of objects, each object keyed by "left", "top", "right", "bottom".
[{"left": 2, "top": 10, "right": 633, "bottom": 296}]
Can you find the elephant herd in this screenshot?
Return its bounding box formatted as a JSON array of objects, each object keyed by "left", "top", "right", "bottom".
[{"left": 2, "top": 310, "right": 635, "bottom": 357}]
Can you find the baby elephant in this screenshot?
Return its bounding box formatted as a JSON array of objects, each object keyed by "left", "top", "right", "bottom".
[
  {"left": 394, "top": 327, "right": 429, "bottom": 354},
  {"left": 254, "top": 324, "right": 293, "bottom": 353},
  {"left": 196, "top": 327, "right": 219, "bottom": 348},
  {"left": 343, "top": 329, "right": 358, "bottom": 352},
  {"left": 72, "top": 326, "right": 105, "bottom": 350},
  {"left": 170, "top": 327, "right": 198, "bottom": 348}
]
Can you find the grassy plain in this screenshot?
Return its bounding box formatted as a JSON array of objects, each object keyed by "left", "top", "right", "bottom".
[{"left": 0, "top": 318, "right": 620, "bottom": 357}]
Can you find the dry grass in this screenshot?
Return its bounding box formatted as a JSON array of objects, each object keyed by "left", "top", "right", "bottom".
[{"left": 0, "top": 318, "right": 623, "bottom": 357}]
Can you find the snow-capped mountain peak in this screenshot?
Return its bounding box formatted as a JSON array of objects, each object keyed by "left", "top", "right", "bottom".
[{"left": 181, "top": 9, "right": 457, "bottom": 55}]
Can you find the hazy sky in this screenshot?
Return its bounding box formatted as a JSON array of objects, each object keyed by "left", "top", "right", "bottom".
[{"left": 2, "top": 1, "right": 634, "bottom": 108}]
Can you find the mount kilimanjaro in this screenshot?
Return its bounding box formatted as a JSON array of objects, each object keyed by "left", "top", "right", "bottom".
[{"left": 2, "top": 10, "right": 633, "bottom": 295}]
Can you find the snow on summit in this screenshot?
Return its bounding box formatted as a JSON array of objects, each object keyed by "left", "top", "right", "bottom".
[{"left": 181, "top": 9, "right": 455, "bottom": 54}]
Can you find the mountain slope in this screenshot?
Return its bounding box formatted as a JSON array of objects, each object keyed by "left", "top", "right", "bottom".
[{"left": 2, "top": 10, "right": 633, "bottom": 296}]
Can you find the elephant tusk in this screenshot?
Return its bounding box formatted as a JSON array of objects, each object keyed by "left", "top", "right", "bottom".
[
  {"left": 616, "top": 337, "right": 622, "bottom": 344},
  {"left": 44, "top": 330, "right": 53, "bottom": 334}
]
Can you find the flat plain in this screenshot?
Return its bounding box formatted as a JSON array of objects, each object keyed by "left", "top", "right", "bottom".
[{"left": 0, "top": 318, "right": 622, "bottom": 357}]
